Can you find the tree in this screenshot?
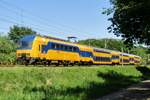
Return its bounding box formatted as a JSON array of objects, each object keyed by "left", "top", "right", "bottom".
[
  {"left": 8, "top": 25, "right": 36, "bottom": 43},
  {"left": 104, "top": 0, "right": 150, "bottom": 46},
  {"left": 79, "top": 38, "right": 128, "bottom": 52}
]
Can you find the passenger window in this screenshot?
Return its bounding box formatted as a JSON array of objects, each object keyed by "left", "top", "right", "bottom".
[
  {"left": 56, "top": 44, "right": 60, "bottom": 50},
  {"left": 69, "top": 46, "right": 72, "bottom": 51},
  {"left": 60, "top": 45, "right": 63, "bottom": 50},
  {"left": 54, "top": 44, "right": 57, "bottom": 49},
  {"left": 64, "top": 46, "right": 68, "bottom": 51},
  {"left": 73, "top": 47, "right": 77, "bottom": 52},
  {"left": 51, "top": 43, "right": 55, "bottom": 49}
]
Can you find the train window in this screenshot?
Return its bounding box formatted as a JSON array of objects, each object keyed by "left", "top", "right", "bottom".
[
  {"left": 41, "top": 45, "right": 46, "bottom": 53},
  {"left": 80, "top": 51, "right": 91, "bottom": 57},
  {"left": 60, "top": 45, "right": 64, "bottom": 50},
  {"left": 62, "top": 45, "right": 65, "bottom": 50},
  {"left": 93, "top": 56, "right": 111, "bottom": 62},
  {"left": 69, "top": 46, "right": 72, "bottom": 51},
  {"left": 106, "top": 58, "right": 108, "bottom": 62},
  {"left": 85, "top": 52, "right": 88, "bottom": 57},
  {"left": 54, "top": 44, "right": 57, "bottom": 49},
  {"left": 51, "top": 43, "right": 55, "bottom": 49},
  {"left": 101, "top": 57, "right": 103, "bottom": 61},
  {"left": 112, "top": 56, "right": 119, "bottom": 60},
  {"left": 64, "top": 46, "right": 68, "bottom": 51},
  {"left": 73, "top": 47, "right": 76, "bottom": 52},
  {"left": 107, "top": 58, "right": 110, "bottom": 62},
  {"left": 103, "top": 57, "right": 105, "bottom": 61},
  {"left": 104, "top": 57, "right": 106, "bottom": 62},
  {"left": 56, "top": 44, "right": 60, "bottom": 50},
  {"left": 73, "top": 47, "right": 77, "bottom": 52}
]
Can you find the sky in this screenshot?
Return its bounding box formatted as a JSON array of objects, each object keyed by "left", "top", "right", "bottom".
[{"left": 0, "top": 0, "right": 118, "bottom": 40}]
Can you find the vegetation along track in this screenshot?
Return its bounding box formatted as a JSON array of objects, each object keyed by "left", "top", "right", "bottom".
[{"left": 0, "top": 65, "right": 149, "bottom": 100}]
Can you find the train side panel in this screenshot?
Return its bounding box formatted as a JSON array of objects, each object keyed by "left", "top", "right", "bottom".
[
  {"left": 111, "top": 51, "right": 120, "bottom": 64},
  {"left": 119, "top": 54, "right": 130, "bottom": 65},
  {"left": 38, "top": 37, "right": 80, "bottom": 62},
  {"left": 93, "top": 49, "right": 112, "bottom": 65},
  {"left": 77, "top": 45, "right": 94, "bottom": 63},
  {"left": 134, "top": 56, "right": 141, "bottom": 64}
]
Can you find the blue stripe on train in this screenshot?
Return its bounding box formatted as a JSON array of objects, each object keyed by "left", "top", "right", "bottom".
[{"left": 41, "top": 42, "right": 80, "bottom": 53}]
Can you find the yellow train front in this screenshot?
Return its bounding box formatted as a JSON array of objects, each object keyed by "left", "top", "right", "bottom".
[{"left": 16, "top": 35, "right": 36, "bottom": 64}]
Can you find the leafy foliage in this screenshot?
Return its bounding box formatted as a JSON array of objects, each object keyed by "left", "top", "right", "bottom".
[
  {"left": 0, "top": 36, "right": 16, "bottom": 64},
  {"left": 79, "top": 39, "right": 129, "bottom": 52},
  {"left": 0, "top": 36, "right": 16, "bottom": 53},
  {"left": 105, "top": 0, "right": 150, "bottom": 45},
  {"left": 8, "top": 25, "right": 36, "bottom": 43}
]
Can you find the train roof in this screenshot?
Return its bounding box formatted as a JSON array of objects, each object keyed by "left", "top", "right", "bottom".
[
  {"left": 24, "top": 34, "right": 140, "bottom": 57},
  {"left": 37, "top": 34, "right": 68, "bottom": 42}
]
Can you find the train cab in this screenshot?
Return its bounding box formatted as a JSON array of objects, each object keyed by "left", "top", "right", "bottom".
[{"left": 16, "top": 35, "right": 37, "bottom": 62}]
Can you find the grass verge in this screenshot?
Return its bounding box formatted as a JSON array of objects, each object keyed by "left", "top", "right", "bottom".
[{"left": 0, "top": 65, "right": 148, "bottom": 100}]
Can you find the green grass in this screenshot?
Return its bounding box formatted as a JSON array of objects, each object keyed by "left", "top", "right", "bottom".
[{"left": 0, "top": 65, "right": 147, "bottom": 100}]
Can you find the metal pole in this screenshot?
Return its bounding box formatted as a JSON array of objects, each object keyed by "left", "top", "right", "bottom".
[
  {"left": 89, "top": 39, "right": 90, "bottom": 46},
  {"left": 105, "top": 39, "right": 107, "bottom": 49},
  {"left": 121, "top": 47, "right": 124, "bottom": 67}
]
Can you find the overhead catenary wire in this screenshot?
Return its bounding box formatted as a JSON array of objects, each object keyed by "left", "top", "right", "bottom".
[
  {"left": 0, "top": 0, "right": 94, "bottom": 39},
  {"left": 0, "top": 17, "right": 60, "bottom": 36},
  {"left": 0, "top": 1, "right": 78, "bottom": 35},
  {"left": 0, "top": 2, "right": 69, "bottom": 34},
  {"left": 0, "top": 0, "right": 89, "bottom": 34}
]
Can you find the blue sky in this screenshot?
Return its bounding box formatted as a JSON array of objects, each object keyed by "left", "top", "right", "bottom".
[{"left": 0, "top": 0, "right": 118, "bottom": 40}]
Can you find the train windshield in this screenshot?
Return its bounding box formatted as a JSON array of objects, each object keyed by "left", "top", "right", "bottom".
[{"left": 18, "top": 35, "right": 35, "bottom": 49}]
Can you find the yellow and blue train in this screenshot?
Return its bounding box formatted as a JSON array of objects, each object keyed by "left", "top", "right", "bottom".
[{"left": 16, "top": 35, "right": 141, "bottom": 65}]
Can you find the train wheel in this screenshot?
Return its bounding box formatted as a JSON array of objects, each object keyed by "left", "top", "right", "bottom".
[
  {"left": 88, "top": 62, "right": 93, "bottom": 66},
  {"left": 70, "top": 63, "right": 74, "bottom": 66},
  {"left": 55, "top": 63, "right": 60, "bottom": 66},
  {"left": 48, "top": 61, "right": 51, "bottom": 66},
  {"left": 63, "top": 61, "right": 69, "bottom": 66},
  {"left": 25, "top": 60, "right": 29, "bottom": 66}
]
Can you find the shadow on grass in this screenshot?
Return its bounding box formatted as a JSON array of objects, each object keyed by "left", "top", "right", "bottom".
[
  {"left": 136, "top": 66, "right": 150, "bottom": 80},
  {"left": 64, "top": 71, "right": 140, "bottom": 100},
  {"left": 27, "top": 70, "right": 142, "bottom": 100}
]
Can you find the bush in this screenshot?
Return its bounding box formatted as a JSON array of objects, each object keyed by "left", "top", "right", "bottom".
[{"left": 0, "top": 36, "right": 16, "bottom": 65}]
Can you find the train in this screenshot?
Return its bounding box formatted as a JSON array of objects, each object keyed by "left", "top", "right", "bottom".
[{"left": 16, "top": 34, "right": 141, "bottom": 65}]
